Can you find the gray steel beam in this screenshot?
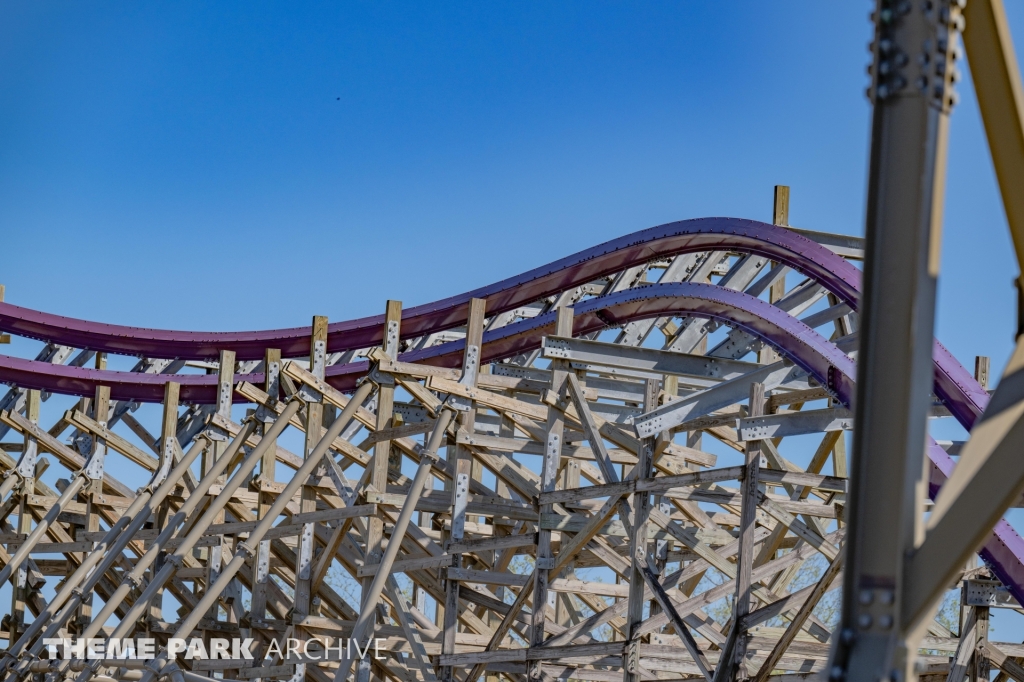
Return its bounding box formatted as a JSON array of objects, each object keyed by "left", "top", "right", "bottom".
[
  {"left": 633, "top": 362, "right": 807, "bottom": 439},
  {"left": 541, "top": 335, "right": 760, "bottom": 381},
  {"left": 831, "top": 1, "right": 965, "bottom": 680}
]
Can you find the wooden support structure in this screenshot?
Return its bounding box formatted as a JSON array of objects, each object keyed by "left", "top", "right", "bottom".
[{"left": 0, "top": 174, "right": 1016, "bottom": 682}]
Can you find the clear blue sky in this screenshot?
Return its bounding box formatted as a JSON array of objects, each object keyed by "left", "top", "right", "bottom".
[{"left": 1, "top": 2, "right": 1020, "bottom": 371}]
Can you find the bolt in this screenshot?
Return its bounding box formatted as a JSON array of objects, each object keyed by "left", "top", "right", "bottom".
[
  {"left": 879, "top": 590, "right": 895, "bottom": 605},
  {"left": 858, "top": 613, "right": 873, "bottom": 629},
  {"left": 879, "top": 614, "right": 894, "bottom": 630},
  {"left": 859, "top": 589, "right": 874, "bottom": 605}
]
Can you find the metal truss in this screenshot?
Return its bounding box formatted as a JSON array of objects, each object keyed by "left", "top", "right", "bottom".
[{"left": 1, "top": 1, "right": 1024, "bottom": 681}]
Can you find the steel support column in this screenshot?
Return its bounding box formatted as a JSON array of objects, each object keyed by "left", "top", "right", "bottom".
[{"left": 830, "top": 1, "right": 964, "bottom": 680}]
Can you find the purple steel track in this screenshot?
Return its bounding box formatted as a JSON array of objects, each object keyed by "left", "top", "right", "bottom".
[
  {"left": 0, "top": 218, "right": 1017, "bottom": 599},
  {"left": 0, "top": 218, "right": 988, "bottom": 420},
  {"left": 0, "top": 217, "right": 858, "bottom": 361}
]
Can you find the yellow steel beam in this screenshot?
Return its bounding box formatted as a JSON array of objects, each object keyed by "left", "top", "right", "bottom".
[{"left": 964, "top": 0, "right": 1024, "bottom": 270}]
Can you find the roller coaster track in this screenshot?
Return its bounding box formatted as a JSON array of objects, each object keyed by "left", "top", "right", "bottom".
[{"left": 0, "top": 218, "right": 1010, "bottom": 681}]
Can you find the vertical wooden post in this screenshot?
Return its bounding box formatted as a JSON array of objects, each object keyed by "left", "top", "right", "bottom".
[
  {"left": 294, "top": 318, "right": 327, "bottom": 681},
  {"left": 625, "top": 379, "right": 660, "bottom": 682},
  {"left": 771, "top": 187, "right": 789, "bottom": 310},
  {"left": 715, "top": 383, "right": 764, "bottom": 682},
  {"left": 203, "top": 350, "right": 235, "bottom": 643},
  {"left": 736, "top": 382, "right": 764, "bottom": 679},
  {"left": 9, "top": 389, "right": 39, "bottom": 644},
  {"left": 773, "top": 185, "right": 790, "bottom": 227},
  {"left": 650, "top": 375, "right": 677, "bottom": 643},
  {"left": 358, "top": 302, "right": 401, "bottom": 682},
  {"left": 762, "top": 186, "right": 789, "bottom": 364},
  {"left": 974, "top": 605, "right": 991, "bottom": 682},
  {"left": 204, "top": 349, "right": 237, "bottom": 479},
  {"left": 161, "top": 382, "right": 181, "bottom": 451},
  {"left": 250, "top": 348, "right": 280, "bottom": 632},
  {"left": 975, "top": 356, "right": 991, "bottom": 390},
  {"left": 148, "top": 382, "right": 179, "bottom": 632},
  {"left": 555, "top": 458, "right": 580, "bottom": 627},
  {"left": 0, "top": 285, "right": 8, "bottom": 344},
  {"left": 78, "top": 381, "right": 108, "bottom": 632},
  {"left": 441, "top": 299, "right": 486, "bottom": 682},
  {"left": 486, "top": 406, "right": 517, "bottom": 682},
  {"left": 528, "top": 306, "right": 573, "bottom": 681}
]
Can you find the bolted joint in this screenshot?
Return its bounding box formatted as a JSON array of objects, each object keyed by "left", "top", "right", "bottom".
[
  {"left": 419, "top": 447, "right": 443, "bottom": 464},
  {"left": 163, "top": 553, "right": 185, "bottom": 569},
  {"left": 367, "top": 360, "right": 396, "bottom": 388}
]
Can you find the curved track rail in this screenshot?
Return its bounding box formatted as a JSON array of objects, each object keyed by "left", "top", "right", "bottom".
[
  {"left": 0, "top": 218, "right": 989, "bottom": 422},
  {"left": 0, "top": 218, "right": 1007, "bottom": 681}
]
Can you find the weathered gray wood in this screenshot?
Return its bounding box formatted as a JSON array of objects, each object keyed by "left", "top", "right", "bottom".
[
  {"left": 528, "top": 306, "right": 573, "bottom": 680},
  {"left": 441, "top": 297, "right": 485, "bottom": 682}
]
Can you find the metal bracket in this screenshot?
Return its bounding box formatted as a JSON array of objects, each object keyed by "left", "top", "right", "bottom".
[
  {"left": 82, "top": 427, "right": 107, "bottom": 481},
  {"left": 152, "top": 437, "right": 175, "bottom": 488},
  {"left": 311, "top": 339, "right": 327, "bottom": 377},
  {"left": 255, "top": 540, "right": 271, "bottom": 583},
  {"left": 217, "top": 379, "right": 233, "bottom": 415},
  {"left": 964, "top": 579, "right": 1020, "bottom": 609},
  {"left": 205, "top": 424, "right": 229, "bottom": 442},
  {"left": 297, "top": 523, "right": 314, "bottom": 580},
  {"left": 543, "top": 337, "right": 571, "bottom": 359},
  {"left": 296, "top": 382, "right": 323, "bottom": 403},
  {"left": 448, "top": 344, "right": 481, "bottom": 411},
  {"left": 297, "top": 341, "right": 329, "bottom": 402},
  {"left": 14, "top": 436, "right": 37, "bottom": 479},
  {"left": 451, "top": 472, "right": 470, "bottom": 539},
  {"left": 367, "top": 360, "right": 395, "bottom": 388},
  {"left": 384, "top": 319, "right": 400, "bottom": 359},
  {"left": 253, "top": 404, "right": 277, "bottom": 423}
]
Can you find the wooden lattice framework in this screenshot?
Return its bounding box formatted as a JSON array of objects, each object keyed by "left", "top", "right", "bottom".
[{"left": 0, "top": 192, "right": 1016, "bottom": 682}]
